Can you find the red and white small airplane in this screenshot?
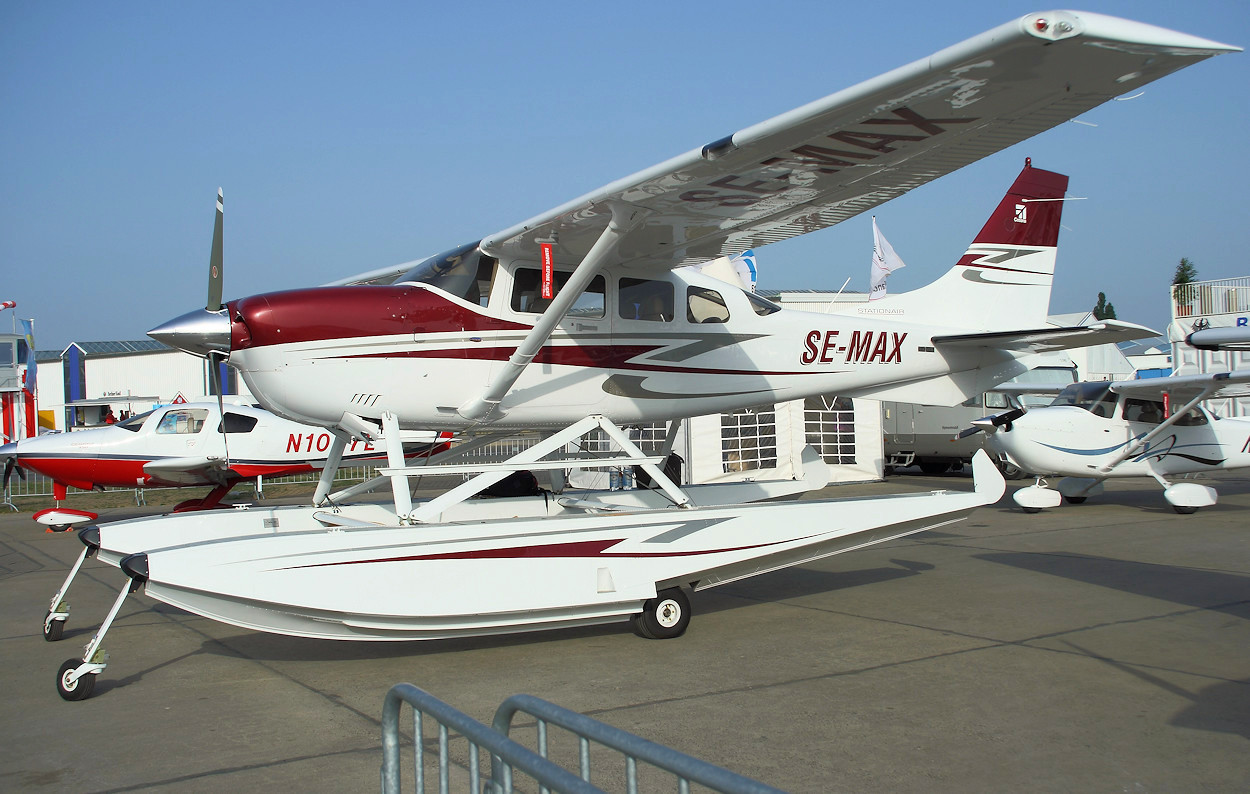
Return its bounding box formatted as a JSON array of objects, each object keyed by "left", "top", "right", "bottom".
[
  {"left": 0, "top": 399, "right": 446, "bottom": 528},
  {"left": 969, "top": 371, "right": 1250, "bottom": 513},
  {"left": 47, "top": 11, "right": 1239, "bottom": 700}
]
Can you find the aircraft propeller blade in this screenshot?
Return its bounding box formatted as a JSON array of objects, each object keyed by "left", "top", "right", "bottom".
[
  {"left": 209, "top": 351, "right": 231, "bottom": 470},
  {"left": 206, "top": 188, "right": 224, "bottom": 312},
  {"left": 1, "top": 452, "right": 24, "bottom": 488},
  {"left": 955, "top": 407, "right": 1026, "bottom": 439}
]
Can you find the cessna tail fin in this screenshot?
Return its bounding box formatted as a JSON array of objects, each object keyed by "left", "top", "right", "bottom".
[{"left": 867, "top": 160, "right": 1069, "bottom": 331}]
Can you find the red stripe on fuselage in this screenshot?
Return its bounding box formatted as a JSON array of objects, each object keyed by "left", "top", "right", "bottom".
[
  {"left": 230, "top": 286, "right": 528, "bottom": 351},
  {"left": 341, "top": 345, "right": 827, "bottom": 377}
]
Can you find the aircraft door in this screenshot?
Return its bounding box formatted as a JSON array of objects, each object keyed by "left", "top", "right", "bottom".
[
  {"left": 884, "top": 402, "right": 915, "bottom": 444},
  {"left": 504, "top": 264, "right": 608, "bottom": 409}
]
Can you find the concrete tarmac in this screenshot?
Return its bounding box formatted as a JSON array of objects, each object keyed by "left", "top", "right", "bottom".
[{"left": 1, "top": 472, "right": 1247, "bottom": 792}]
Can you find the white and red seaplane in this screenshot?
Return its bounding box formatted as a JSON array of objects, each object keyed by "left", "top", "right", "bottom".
[{"left": 50, "top": 11, "right": 1237, "bottom": 700}]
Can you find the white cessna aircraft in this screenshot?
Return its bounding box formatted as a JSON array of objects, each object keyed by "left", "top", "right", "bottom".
[
  {"left": 972, "top": 371, "right": 1250, "bottom": 513},
  {"left": 49, "top": 12, "right": 1237, "bottom": 700}
]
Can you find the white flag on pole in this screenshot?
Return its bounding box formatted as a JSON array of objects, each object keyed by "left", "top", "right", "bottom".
[{"left": 869, "top": 216, "right": 905, "bottom": 301}]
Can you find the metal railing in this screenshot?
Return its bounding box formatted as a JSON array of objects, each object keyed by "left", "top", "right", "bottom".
[
  {"left": 1171, "top": 276, "right": 1250, "bottom": 318},
  {"left": 381, "top": 684, "right": 600, "bottom": 794},
  {"left": 381, "top": 685, "right": 783, "bottom": 793}
]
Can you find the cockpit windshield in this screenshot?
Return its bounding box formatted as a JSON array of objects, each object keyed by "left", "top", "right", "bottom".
[
  {"left": 1050, "top": 382, "right": 1118, "bottom": 417},
  {"left": 117, "top": 410, "right": 155, "bottom": 432},
  {"left": 396, "top": 241, "right": 496, "bottom": 306}
]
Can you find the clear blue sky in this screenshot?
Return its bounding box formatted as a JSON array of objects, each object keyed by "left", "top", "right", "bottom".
[{"left": 3, "top": 1, "right": 1246, "bottom": 351}]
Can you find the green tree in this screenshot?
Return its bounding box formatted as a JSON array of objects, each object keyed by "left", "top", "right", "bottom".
[
  {"left": 1092, "top": 291, "right": 1117, "bottom": 320},
  {"left": 1172, "top": 257, "right": 1199, "bottom": 309}
]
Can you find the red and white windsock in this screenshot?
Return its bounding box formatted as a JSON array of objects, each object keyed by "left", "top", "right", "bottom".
[{"left": 0, "top": 300, "right": 16, "bottom": 311}]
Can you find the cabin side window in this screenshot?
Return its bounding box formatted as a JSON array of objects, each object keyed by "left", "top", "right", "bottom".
[
  {"left": 219, "top": 413, "right": 260, "bottom": 434},
  {"left": 156, "top": 408, "right": 208, "bottom": 435},
  {"left": 1122, "top": 398, "right": 1165, "bottom": 424},
  {"left": 687, "top": 287, "right": 730, "bottom": 324},
  {"left": 619, "top": 278, "right": 674, "bottom": 322},
  {"left": 1171, "top": 407, "right": 1209, "bottom": 426},
  {"left": 510, "top": 269, "right": 605, "bottom": 317}
]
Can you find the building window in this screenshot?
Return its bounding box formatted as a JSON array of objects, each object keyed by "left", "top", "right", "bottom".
[
  {"left": 804, "top": 395, "right": 856, "bottom": 464},
  {"left": 721, "top": 407, "right": 778, "bottom": 472}
]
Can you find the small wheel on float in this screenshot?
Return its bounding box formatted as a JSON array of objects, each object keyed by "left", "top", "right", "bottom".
[
  {"left": 631, "top": 587, "right": 691, "bottom": 640},
  {"left": 43, "top": 612, "right": 65, "bottom": 642},
  {"left": 1064, "top": 495, "right": 1087, "bottom": 505},
  {"left": 1173, "top": 505, "right": 1198, "bottom": 515},
  {"left": 1021, "top": 506, "right": 1042, "bottom": 514},
  {"left": 56, "top": 658, "right": 96, "bottom": 701}
]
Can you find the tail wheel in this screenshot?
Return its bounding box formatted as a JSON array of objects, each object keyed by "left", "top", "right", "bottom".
[
  {"left": 56, "top": 659, "right": 96, "bottom": 701},
  {"left": 631, "top": 587, "right": 691, "bottom": 640}
]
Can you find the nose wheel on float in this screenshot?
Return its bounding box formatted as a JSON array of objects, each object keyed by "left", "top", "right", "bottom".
[
  {"left": 54, "top": 552, "right": 147, "bottom": 702},
  {"left": 43, "top": 527, "right": 101, "bottom": 644}
]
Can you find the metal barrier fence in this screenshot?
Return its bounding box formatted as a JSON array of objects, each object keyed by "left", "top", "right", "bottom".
[{"left": 381, "top": 685, "right": 783, "bottom": 793}]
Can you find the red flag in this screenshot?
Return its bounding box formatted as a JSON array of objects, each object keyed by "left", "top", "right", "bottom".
[{"left": 540, "top": 243, "right": 554, "bottom": 300}]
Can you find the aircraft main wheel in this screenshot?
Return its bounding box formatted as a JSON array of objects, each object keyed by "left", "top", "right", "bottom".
[
  {"left": 43, "top": 612, "right": 65, "bottom": 642},
  {"left": 918, "top": 462, "right": 948, "bottom": 475},
  {"left": 632, "top": 588, "right": 691, "bottom": 640},
  {"left": 1064, "top": 496, "right": 1087, "bottom": 505},
  {"left": 1021, "top": 506, "right": 1042, "bottom": 514},
  {"left": 56, "top": 658, "right": 95, "bottom": 701},
  {"left": 1173, "top": 505, "right": 1198, "bottom": 515},
  {"left": 995, "top": 459, "right": 1027, "bottom": 480}
]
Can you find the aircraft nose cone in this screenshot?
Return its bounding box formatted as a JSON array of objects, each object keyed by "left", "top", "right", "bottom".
[{"left": 148, "top": 307, "right": 231, "bottom": 358}]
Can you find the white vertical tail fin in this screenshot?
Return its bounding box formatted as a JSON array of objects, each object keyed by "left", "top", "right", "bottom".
[{"left": 866, "top": 160, "right": 1069, "bottom": 331}]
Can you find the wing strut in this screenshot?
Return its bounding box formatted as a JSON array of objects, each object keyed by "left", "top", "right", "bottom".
[
  {"left": 1096, "top": 386, "right": 1217, "bottom": 473},
  {"left": 458, "top": 202, "right": 648, "bottom": 423}
]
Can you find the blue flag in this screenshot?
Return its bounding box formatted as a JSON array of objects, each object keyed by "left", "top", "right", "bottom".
[{"left": 19, "top": 319, "right": 35, "bottom": 392}]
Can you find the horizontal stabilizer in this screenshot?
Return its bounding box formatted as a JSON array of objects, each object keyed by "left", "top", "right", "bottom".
[{"left": 934, "top": 320, "right": 1156, "bottom": 353}]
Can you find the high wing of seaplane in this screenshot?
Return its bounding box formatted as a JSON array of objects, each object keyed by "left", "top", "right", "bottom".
[
  {"left": 0, "top": 399, "right": 447, "bottom": 529},
  {"left": 967, "top": 371, "right": 1250, "bottom": 513},
  {"left": 48, "top": 12, "right": 1240, "bottom": 701}
]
